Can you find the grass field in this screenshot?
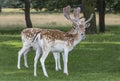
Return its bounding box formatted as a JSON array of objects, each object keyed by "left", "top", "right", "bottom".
[{"left": 0, "top": 9, "right": 120, "bottom": 81}]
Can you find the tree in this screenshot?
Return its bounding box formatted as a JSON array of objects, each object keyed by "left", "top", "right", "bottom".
[
  {"left": 81, "top": 0, "right": 97, "bottom": 34},
  {"left": 97, "top": 0, "right": 105, "bottom": 33},
  {"left": 0, "top": 0, "right": 4, "bottom": 12},
  {"left": 24, "top": 0, "right": 32, "bottom": 28},
  {"left": 0, "top": 5, "right": 2, "bottom": 12}
]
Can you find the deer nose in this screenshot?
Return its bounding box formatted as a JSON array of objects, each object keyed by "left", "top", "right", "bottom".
[
  {"left": 82, "top": 34, "right": 86, "bottom": 40},
  {"left": 82, "top": 36, "right": 86, "bottom": 40}
]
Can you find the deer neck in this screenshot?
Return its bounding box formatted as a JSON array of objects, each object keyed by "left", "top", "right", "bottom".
[
  {"left": 67, "top": 28, "right": 82, "bottom": 51},
  {"left": 67, "top": 28, "right": 77, "bottom": 34}
]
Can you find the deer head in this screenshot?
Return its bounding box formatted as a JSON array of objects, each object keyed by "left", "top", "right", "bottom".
[{"left": 63, "top": 5, "right": 94, "bottom": 39}]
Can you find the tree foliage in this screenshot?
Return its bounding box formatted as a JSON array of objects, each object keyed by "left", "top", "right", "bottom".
[
  {"left": 2, "top": 0, "right": 120, "bottom": 13},
  {"left": 106, "top": 0, "right": 120, "bottom": 13},
  {"left": 112, "top": 0, "right": 120, "bottom": 13},
  {"left": 32, "top": 0, "right": 79, "bottom": 11}
]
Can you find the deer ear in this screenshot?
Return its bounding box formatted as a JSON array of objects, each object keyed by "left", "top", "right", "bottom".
[{"left": 85, "top": 23, "right": 90, "bottom": 28}]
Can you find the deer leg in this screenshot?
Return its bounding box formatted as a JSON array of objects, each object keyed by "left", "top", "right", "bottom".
[
  {"left": 17, "top": 46, "right": 30, "bottom": 69},
  {"left": 62, "top": 50, "right": 69, "bottom": 75},
  {"left": 53, "top": 52, "right": 59, "bottom": 71},
  {"left": 34, "top": 47, "right": 41, "bottom": 76},
  {"left": 53, "top": 52, "right": 62, "bottom": 71},
  {"left": 40, "top": 50, "right": 50, "bottom": 77},
  {"left": 57, "top": 53, "right": 62, "bottom": 70},
  {"left": 24, "top": 48, "right": 31, "bottom": 68}
]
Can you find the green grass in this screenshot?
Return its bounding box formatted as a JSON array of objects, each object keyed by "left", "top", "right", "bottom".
[{"left": 0, "top": 25, "right": 120, "bottom": 81}]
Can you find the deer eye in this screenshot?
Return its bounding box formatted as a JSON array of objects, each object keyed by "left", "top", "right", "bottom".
[{"left": 81, "top": 33, "right": 83, "bottom": 35}]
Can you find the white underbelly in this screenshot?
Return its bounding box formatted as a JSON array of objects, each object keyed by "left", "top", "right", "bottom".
[
  {"left": 51, "top": 47, "right": 63, "bottom": 52},
  {"left": 50, "top": 41, "right": 66, "bottom": 52}
]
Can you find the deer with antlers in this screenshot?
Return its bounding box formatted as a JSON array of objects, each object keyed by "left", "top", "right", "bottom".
[
  {"left": 32, "top": 6, "right": 93, "bottom": 77},
  {"left": 17, "top": 6, "right": 93, "bottom": 77}
]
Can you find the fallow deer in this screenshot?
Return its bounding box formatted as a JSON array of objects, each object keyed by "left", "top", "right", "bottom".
[
  {"left": 33, "top": 6, "right": 93, "bottom": 77},
  {"left": 17, "top": 28, "right": 62, "bottom": 76}
]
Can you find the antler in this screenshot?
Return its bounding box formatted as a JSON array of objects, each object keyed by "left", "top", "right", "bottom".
[
  {"left": 63, "top": 6, "right": 74, "bottom": 22},
  {"left": 63, "top": 5, "right": 81, "bottom": 22},
  {"left": 74, "top": 7, "right": 81, "bottom": 20},
  {"left": 85, "top": 13, "right": 94, "bottom": 23},
  {"left": 63, "top": 6, "right": 72, "bottom": 20}
]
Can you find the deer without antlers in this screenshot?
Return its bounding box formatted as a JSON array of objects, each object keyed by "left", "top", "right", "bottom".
[{"left": 33, "top": 6, "right": 93, "bottom": 77}]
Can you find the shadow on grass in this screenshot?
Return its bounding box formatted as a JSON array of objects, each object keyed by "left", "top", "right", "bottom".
[
  {"left": 0, "top": 25, "right": 71, "bottom": 34},
  {"left": 0, "top": 25, "right": 120, "bottom": 34},
  {"left": 0, "top": 25, "right": 25, "bottom": 34}
]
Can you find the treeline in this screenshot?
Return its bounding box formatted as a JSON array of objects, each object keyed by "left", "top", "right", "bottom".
[{"left": 0, "top": 0, "right": 120, "bottom": 13}]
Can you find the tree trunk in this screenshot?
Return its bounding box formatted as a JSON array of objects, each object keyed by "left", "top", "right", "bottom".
[
  {"left": 97, "top": 0, "right": 105, "bottom": 33},
  {"left": 81, "top": 0, "right": 97, "bottom": 34},
  {"left": 24, "top": 0, "right": 32, "bottom": 28},
  {"left": 0, "top": 6, "right": 2, "bottom": 12}
]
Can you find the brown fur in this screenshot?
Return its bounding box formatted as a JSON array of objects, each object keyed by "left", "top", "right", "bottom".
[
  {"left": 22, "top": 28, "right": 41, "bottom": 39},
  {"left": 40, "top": 29, "right": 80, "bottom": 46},
  {"left": 22, "top": 24, "right": 85, "bottom": 46}
]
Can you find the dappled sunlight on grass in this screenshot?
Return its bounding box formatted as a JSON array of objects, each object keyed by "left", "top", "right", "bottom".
[
  {"left": 3, "top": 70, "right": 27, "bottom": 75},
  {"left": 82, "top": 41, "right": 120, "bottom": 45},
  {"left": 0, "top": 41, "right": 22, "bottom": 48}
]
